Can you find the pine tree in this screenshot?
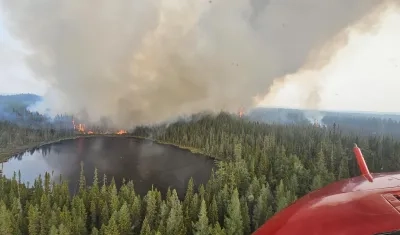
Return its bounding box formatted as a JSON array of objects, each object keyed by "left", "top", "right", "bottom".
[
  {"left": 10, "top": 197, "right": 23, "bottom": 235},
  {"left": 49, "top": 225, "right": 58, "bottom": 235},
  {"left": 252, "top": 184, "right": 271, "bottom": 230},
  {"left": 40, "top": 193, "right": 52, "bottom": 235},
  {"left": 130, "top": 196, "right": 142, "bottom": 230},
  {"left": 310, "top": 174, "right": 323, "bottom": 191},
  {"left": 208, "top": 196, "right": 218, "bottom": 226},
  {"left": 224, "top": 189, "right": 243, "bottom": 235},
  {"left": 166, "top": 190, "right": 186, "bottom": 235},
  {"left": 193, "top": 199, "right": 210, "bottom": 235},
  {"left": 211, "top": 223, "right": 226, "bottom": 235},
  {"left": 28, "top": 204, "right": 41, "bottom": 235},
  {"left": 190, "top": 193, "right": 200, "bottom": 223},
  {"left": 240, "top": 197, "right": 251, "bottom": 235},
  {"left": 140, "top": 217, "right": 152, "bottom": 235},
  {"left": 100, "top": 203, "right": 109, "bottom": 227},
  {"left": 90, "top": 168, "right": 100, "bottom": 203},
  {"left": 91, "top": 227, "right": 99, "bottom": 235},
  {"left": 184, "top": 178, "right": 194, "bottom": 230},
  {"left": 338, "top": 156, "right": 350, "bottom": 179},
  {"left": 109, "top": 179, "right": 120, "bottom": 213},
  {"left": 118, "top": 202, "right": 132, "bottom": 235},
  {"left": 0, "top": 201, "right": 13, "bottom": 235},
  {"left": 59, "top": 206, "right": 72, "bottom": 233},
  {"left": 58, "top": 224, "right": 70, "bottom": 235},
  {"left": 275, "top": 180, "right": 288, "bottom": 212},
  {"left": 144, "top": 189, "right": 159, "bottom": 230},
  {"left": 104, "top": 213, "right": 119, "bottom": 235},
  {"left": 152, "top": 208, "right": 162, "bottom": 234},
  {"left": 90, "top": 200, "right": 97, "bottom": 228},
  {"left": 71, "top": 197, "right": 87, "bottom": 234}
]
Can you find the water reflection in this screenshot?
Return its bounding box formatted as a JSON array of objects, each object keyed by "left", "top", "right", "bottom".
[{"left": 3, "top": 137, "right": 215, "bottom": 197}]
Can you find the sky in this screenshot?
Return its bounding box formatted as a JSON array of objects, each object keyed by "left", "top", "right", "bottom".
[{"left": 1, "top": 4, "right": 400, "bottom": 113}]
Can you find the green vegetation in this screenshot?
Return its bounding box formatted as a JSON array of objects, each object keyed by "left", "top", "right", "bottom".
[
  {"left": 0, "top": 121, "right": 75, "bottom": 162},
  {"left": 131, "top": 136, "right": 206, "bottom": 156},
  {"left": 1, "top": 112, "right": 400, "bottom": 234},
  {"left": 249, "top": 107, "right": 400, "bottom": 138}
]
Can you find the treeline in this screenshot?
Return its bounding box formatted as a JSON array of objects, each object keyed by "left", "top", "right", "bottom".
[
  {"left": 247, "top": 107, "right": 400, "bottom": 139},
  {"left": 0, "top": 105, "right": 75, "bottom": 130},
  {"left": 133, "top": 112, "right": 400, "bottom": 174},
  {"left": 322, "top": 115, "right": 400, "bottom": 138},
  {"left": 0, "top": 94, "right": 47, "bottom": 128},
  {"left": 0, "top": 94, "right": 76, "bottom": 130},
  {"left": 1, "top": 112, "right": 400, "bottom": 234},
  {"left": 0, "top": 105, "right": 48, "bottom": 128},
  {"left": 0, "top": 121, "right": 74, "bottom": 160}
]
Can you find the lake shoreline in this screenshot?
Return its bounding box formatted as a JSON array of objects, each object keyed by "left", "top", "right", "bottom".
[
  {"left": 128, "top": 135, "right": 218, "bottom": 160},
  {"left": 0, "top": 136, "right": 79, "bottom": 163},
  {"left": 129, "top": 136, "right": 204, "bottom": 154},
  {"left": 1, "top": 135, "right": 216, "bottom": 199},
  {"left": 0, "top": 134, "right": 217, "bottom": 163}
]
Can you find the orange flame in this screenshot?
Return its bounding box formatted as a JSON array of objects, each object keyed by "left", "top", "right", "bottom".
[
  {"left": 238, "top": 107, "right": 244, "bottom": 118},
  {"left": 72, "top": 119, "right": 87, "bottom": 133},
  {"left": 79, "top": 124, "right": 85, "bottom": 132},
  {"left": 72, "top": 118, "right": 126, "bottom": 135},
  {"left": 116, "top": 130, "right": 127, "bottom": 135}
]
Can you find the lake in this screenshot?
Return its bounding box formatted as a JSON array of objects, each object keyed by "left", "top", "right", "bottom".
[{"left": 1, "top": 137, "right": 215, "bottom": 197}]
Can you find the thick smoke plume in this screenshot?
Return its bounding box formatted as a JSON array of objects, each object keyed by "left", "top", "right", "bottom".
[
  {"left": 1, "top": 0, "right": 396, "bottom": 128},
  {"left": 261, "top": 0, "right": 399, "bottom": 110}
]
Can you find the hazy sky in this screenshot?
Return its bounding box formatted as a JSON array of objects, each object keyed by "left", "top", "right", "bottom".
[
  {"left": 0, "top": 10, "right": 47, "bottom": 95},
  {"left": 1, "top": 3, "right": 399, "bottom": 113}
]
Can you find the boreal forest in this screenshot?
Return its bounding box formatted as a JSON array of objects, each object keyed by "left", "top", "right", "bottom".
[{"left": 2, "top": 107, "right": 400, "bottom": 234}]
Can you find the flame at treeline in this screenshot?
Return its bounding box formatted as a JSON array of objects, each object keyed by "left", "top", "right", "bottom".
[
  {"left": 72, "top": 118, "right": 127, "bottom": 135},
  {"left": 238, "top": 107, "right": 245, "bottom": 118},
  {"left": 70, "top": 106, "right": 245, "bottom": 134},
  {"left": 116, "top": 130, "right": 127, "bottom": 135}
]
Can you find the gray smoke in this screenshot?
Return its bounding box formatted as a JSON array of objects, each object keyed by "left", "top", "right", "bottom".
[{"left": 1, "top": 0, "right": 397, "bottom": 128}]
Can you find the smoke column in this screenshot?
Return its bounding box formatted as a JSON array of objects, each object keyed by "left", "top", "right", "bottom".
[
  {"left": 261, "top": 1, "right": 399, "bottom": 110},
  {"left": 1, "top": 0, "right": 397, "bottom": 128}
]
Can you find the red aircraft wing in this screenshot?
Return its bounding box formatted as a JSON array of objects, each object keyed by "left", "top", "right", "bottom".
[{"left": 253, "top": 144, "right": 400, "bottom": 235}]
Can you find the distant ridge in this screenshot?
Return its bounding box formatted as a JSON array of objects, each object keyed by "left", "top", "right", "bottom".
[
  {"left": 0, "top": 93, "right": 42, "bottom": 106},
  {"left": 0, "top": 93, "right": 43, "bottom": 123},
  {"left": 248, "top": 107, "right": 400, "bottom": 123},
  {"left": 256, "top": 106, "right": 400, "bottom": 116}
]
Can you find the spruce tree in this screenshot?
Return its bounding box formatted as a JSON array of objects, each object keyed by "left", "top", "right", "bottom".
[
  {"left": 224, "top": 189, "right": 243, "bottom": 235},
  {"left": 193, "top": 199, "right": 210, "bottom": 235}
]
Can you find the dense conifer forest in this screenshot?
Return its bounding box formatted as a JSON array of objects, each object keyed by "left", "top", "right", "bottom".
[{"left": 1, "top": 112, "right": 400, "bottom": 234}]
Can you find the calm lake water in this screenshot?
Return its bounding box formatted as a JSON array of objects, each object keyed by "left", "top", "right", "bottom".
[{"left": 2, "top": 137, "right": 215, "bottom": 197}]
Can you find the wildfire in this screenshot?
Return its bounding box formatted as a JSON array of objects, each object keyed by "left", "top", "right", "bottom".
[
  {"left": 73, "top": 119, "right": 84, "bottom": 131},
  {"left": 72, "top": 118, "right": 91, "bottom": 134},
  {"left": 238, "top": 107, "right": 244, "bottom": 118},
  {"left": 72, "top": 118, "right": 126, "bottom": 135},
  {"left": 78, "top": 124, "right": 85, "bottom": 132},
  {"left": 116, "top": 130, "right": 127, "bottom": 135}
]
